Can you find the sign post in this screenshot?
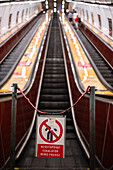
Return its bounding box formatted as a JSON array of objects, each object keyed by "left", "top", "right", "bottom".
[
  {"left": 10, "top": 83, "right": 17, "bottom": 170},
  {"left": 90, "top": 86, "right": 95, "bottom": 170},
  {"left": 36, "top": 115, "right": 66, "bottom": 158}
]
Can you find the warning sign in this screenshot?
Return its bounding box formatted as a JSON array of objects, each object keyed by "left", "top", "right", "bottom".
[{"left": 35, "top": 115, "right": 66, "bottom": 158}]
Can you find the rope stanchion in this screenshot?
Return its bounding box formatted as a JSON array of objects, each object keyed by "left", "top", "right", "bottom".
[{"left": 17, "top": 86, "right": 90, "bottom": 115}]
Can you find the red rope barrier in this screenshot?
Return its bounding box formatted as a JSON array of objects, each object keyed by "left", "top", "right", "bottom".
[{"left": 17, "top": 86, "right": 90, "bottom": 115}]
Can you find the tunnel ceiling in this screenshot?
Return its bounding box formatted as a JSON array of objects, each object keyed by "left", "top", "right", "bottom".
[
  {"left": 42, "top": 0, "right": 68, "bottom": 11},
  {"left": 0, "top": 0, "right": 69, "bottom": 11}
]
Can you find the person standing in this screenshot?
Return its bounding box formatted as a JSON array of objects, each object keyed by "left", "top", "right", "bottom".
[
  {"left": 68, "top": 12, "right": 73, "bottom": 24},
  {"left": 75, "top": 15, "right": 79, "bottom": 30},
  {"left": 73, "top": 10, "right": 78, "bottom": 25}
]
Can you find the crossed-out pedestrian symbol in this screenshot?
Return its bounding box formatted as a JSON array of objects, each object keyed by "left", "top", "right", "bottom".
[{"left": 39, "top": 119, "right": 63, "bottom": 143}]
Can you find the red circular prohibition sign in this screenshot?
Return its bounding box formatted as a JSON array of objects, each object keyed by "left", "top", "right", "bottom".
[{"left": 39, "top": 119, "right": 63, "bottom": 143}]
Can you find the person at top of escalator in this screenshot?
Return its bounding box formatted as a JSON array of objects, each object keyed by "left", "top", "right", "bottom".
[
  {"left": 75, "top": 15, "right": 79, "bottom": 30},
  {"left": 68, "top": 12, "right": 73, "bottom": 24},
  {"left": 73, "top": 10, "right": 78, "bottom": 25}
]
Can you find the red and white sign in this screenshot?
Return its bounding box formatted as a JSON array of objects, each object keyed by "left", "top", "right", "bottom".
[
  {"left": 36, "top": 115, "right": 66, "bottom": 158},
  {"left": 78, "top": 62, "right": 91, "bottom": 68},
  {"left": 19, "top": 60, "right": 32, "bottom": 67}
]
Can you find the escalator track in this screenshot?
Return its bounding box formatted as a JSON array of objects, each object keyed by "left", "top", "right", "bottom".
[
  {"left": 0, "top": 14, "right": 44, "bottom": 88},
  {"left": 75, "top": 27, "right": 113, "bottom": 89},
  {"left": 15, "top": 13, "right": 89, "bottom": 169}
]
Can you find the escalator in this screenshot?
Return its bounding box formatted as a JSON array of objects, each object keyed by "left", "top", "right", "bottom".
[
  {"left": 75, "top": 27, "right": 113, "bottom": 88},
  {"left": 15, "top": 13, "right": 89, "bottom": 169},
  {"left": 0, "top": 14, "right": 44, "bottom": 87}
]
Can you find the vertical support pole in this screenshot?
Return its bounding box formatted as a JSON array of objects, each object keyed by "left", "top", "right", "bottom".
[
  {"left": 10, "top": 83, "right": 17, "bottom": 170},
  {"left": 90, "top": 86, "right": 95, "bottom": 170}
]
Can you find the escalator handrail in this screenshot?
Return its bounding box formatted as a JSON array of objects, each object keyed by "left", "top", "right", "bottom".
[{"left": 81, "top": 21, "right": 113, "bottom": 51}]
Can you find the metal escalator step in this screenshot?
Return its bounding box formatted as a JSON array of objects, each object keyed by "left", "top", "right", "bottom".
[
  {"left": 43, "top": 78, "right": 67, "bottom": 83},
  {"left": 101, "top": 70, "right": 113, "bottom": 74},
  {"left": 66, "top": 118, "right": 73, "bottom": 125},
  {"left": 47, "top": 52, "right": 63, "bottom": 56},
  {"left": 0, "top": 72, "right": 7, "bottom": 76},
  {"left": 39, "top": 109, "right": 71, "bottom": 114},
  {"left": 105, "top": 78, "right": 113, "bottom": 82},
  {"left": 108, "top": 83, "right": 113, "bottom": 86},
  {"left": 93, "top": 55, "right": 102, "bottom": 59},
  {"left": 43, "top": 74, "right": 66, "bottom": 79},
  {"left": 0, "top": 67, "right": 11, "bottom": 71},
  {"left": 4, "top": 58, "right": 17, "bottom": 62},
  {"left": 41, "top": 88, "right": 68, "bottom": 94},
  {"left": 40, "top": 94, "right": 69, "bottom": 101},
  {"left": 103, "top": 74, "right": 113, "bottom": 78},
  {"left": 2, "top": 61, "right": 14, "bottom": 64},
  {"left": 93, "top": 59, "right": 104, "bottom": 62},
  {"left": 44, "top": 69, "right": 65, "bottom": 74},
  {"left": 39, "top": 101, "right": 70, "bottom": 109},
  {"left": 42, "top": 83, "right": 67, "bottom": 88},
  {"left": 0, "top": 64, "right": 11, "bottom": 68},
  {"left": 66, "top": 133, "right": 77, "bottom": 140},
  {"left": 94, "top": 63, "right": 107, "bottom": 66},
  {"left": 66, "top": 125, "right": 75, "bottom": 133},
  {"left": 46, "top": 55, "right": 63, "bottom": 58},
  {"left": 45, "top": 63, "right": 64, "bottom": 67},
  {"left": 46, "top": 60, "right": 64, "bottom": 64},
  {"left": 44, "top": 66, "right": 65, "bottom": 71},
  {"left": 99, "top": 66, "right": 110, "bottom": 70},
  {"left": 46, "top": 58, "right": 64, "bottom": 61}
]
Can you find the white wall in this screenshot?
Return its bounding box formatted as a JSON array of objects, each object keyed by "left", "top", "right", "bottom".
[
  {"left": 0, "top": 1, "right": 42, "bottom": 35},
  {"left": 72, "top": 2, "right": 113, "bottom": 39}
]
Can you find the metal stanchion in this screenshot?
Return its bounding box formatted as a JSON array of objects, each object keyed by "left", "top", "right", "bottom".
[
  {"left": 10, "top": 83, "right": 17, "bottom": 170},
  {"left": 90, "top": 86, "right": 95, "bottom": 170}
]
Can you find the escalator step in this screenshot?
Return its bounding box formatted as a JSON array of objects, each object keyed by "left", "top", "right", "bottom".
[
  {"left": 0, "top": 67, "right": 11, "bottom": 71},
  {"left": 41, "top": 88, "right": 68, "bottom": 94},
  {"left": 38, "top": 109, "right": 71, "bottom": 114},
  {"left": 101, "top": 70, "right": 113, "bottom": 74},
  {"left": 66, "top": 125, "right": 75, "bottom": 133},
  {"left": 3, "top": 61, "right": 15, "bottom": 64},
  {"left": 4, "top": 58, "right": 17, "bottom": 62},
  {"left": 66, "top": 118, "right": 73, "bottom": 126},
  {"left": 42, "top": 83, "right": 67, "bottom": 88},
  {"left": 66, "top": 133, "right": 77, "bottom": 140},
  {"left": 45, "top": 63, "right": 64, "bottom": 67},
  {"left": 105, "top": 78, "right": 113, "bottom": 82},
  {"left": 103, "top": 74, "right": 113, "bottom": 78},
  {"left": 44, "top": 66, "right": 64, "bottom": 71},
  {"left": 39, "top": 101, "right": 70, "bottom": 109},
  {"left": 43, "top": 78, "right": 67, "bottom": 83},
  {"left": 43, "top": 74, "right": 66, "bottom": 79},
  {"left": 0, "top": 72, "right": 7, "bottom": 76},
  {"left": 44, "top": 69, "right": 65, "bottom": 74},
  {"left": 40, "top": 94, "right": 69, "bottom": 101},
  {"left": 46, "top": 58, "right": 64, "bottom": 61}
]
